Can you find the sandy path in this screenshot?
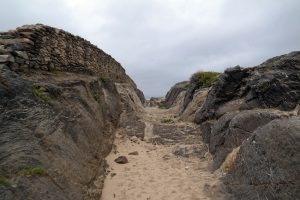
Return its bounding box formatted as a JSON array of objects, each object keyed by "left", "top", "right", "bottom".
[{"left": 101, "top": 107, "right": 222, "bottom": 200}]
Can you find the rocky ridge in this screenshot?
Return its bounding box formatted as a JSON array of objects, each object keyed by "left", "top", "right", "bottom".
[
  {"left": 0, "top": 24, "right": 144, "bottom": 200},
  {"left": 165, "top": 51, "right": 300, "bottom": 199}
]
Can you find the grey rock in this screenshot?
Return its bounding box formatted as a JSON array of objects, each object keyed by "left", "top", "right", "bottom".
[
  {"left": 195, "top": 51, "right": 300, "bottom": 124},
  {"left": 114, "top": 156, "right": 128, "bottom": 164},
  {"left": 0, "top": 55, "right": 14, "bottom": 63},
  {"left": 207, "top": 110, "right": 280, "bottom": 170},
  {"left": 224, "top": 116, "right": 300, "bottom": 200},
  {"left": 165, "top": 81, "right": 189, "bottom": 108},
  {"left": 13, "top": 51, "right": 29, "bottom": 60},
  {"left": 128, "top": 151, "right": 139, "bottom": 155}
]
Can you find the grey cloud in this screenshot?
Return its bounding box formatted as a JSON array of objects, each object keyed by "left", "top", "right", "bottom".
[{"left": 1, "top": 0, "right": 300, "bottom": 98}]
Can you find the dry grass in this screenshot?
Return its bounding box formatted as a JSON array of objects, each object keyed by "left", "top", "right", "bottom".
[{"left": 220, "top": 146, "right": 240, "bottom": 173}]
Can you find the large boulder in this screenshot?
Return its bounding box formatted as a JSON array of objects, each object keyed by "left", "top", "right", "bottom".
[
  {"left": 223, "top": 116, "right": 300, "bottom": 200},
  {"left": 206, "top": 110, "right": 280, "bottom": 170}
]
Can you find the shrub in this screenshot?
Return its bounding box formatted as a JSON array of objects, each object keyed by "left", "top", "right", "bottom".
[
  {"left": 190, "top": 71, "right": 220, "bottom": 87},
  {"left": 33, "top": 86, "right": 50, "bottom": 102}
]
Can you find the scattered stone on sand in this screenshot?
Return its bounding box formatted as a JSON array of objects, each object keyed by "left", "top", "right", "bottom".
[
  {"left": 114, "top": 156, "right": 128, "bottom": 164},
  {"left": 162, "top": 154, "right": 171, "bottom": 161},
  {"left": 173, "top": 146, "right": 190, "bottom": 157},
  {"left": 128, "top": 151, "right": 139, "bottom": 155},
  {"left": 110, "top": 173, "right": 117, "bottom": 177},
  {"left": 130, "top": 136, "right": 139, "bottom": 143}
]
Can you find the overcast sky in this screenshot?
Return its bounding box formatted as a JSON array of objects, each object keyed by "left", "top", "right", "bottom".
[{"left": 1, "top": 0, "right": 300, "bottom": 98}]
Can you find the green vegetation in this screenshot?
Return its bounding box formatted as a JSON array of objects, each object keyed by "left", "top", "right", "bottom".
[
  {"left": 33, "top": 86, "right": 50, "bottom": 102},
  {"left": 161, "top": 118, "right": 175, "bottom": 124},
  {"left": 190, "top": 71, "right": 220, "bottom": 87},
  {"left": 177, "top": 81, "right": 190, "bottom": 89},
  {"left": 0, "top": 176, "right": 11, "bottom": 187},
  {"left": 158, "top": 103, "right": 166, "bottom": 109},
  {"left": 21, "top": 166, "right": 47, "bottom": 176},
  {"left": 0, "top": 166, "right": 47, "bottom": 187}
]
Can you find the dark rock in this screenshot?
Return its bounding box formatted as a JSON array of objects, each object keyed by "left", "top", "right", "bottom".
[
  {"left": 165, "top": 81, "right": 189, "bottom": 108},
  {"left": 200, "top": 121, "right": 214, "bottom": 144},
  {"left": 135, "top": 88, "right": 145, "bottom": 104},
  {"left": 128, "top": 151, "right": 139, "bottom": 155},
  {"left": 207, "top": 110, "right": 280, "bottom": 170},
  {"left": 224, "top": 116, "right": 300, "bottom": 200},
  {"left": 162, "top": 154, "right": 171, "bottom": 160},
  {"left": 173, "top": 147, "right": 190, "bottom": 157},
  {"left": 114, "top": 156, "right": 128, "bottom": 164},
  {"left": 0, "top": 55, "right": 14, "bottom": 63},
  {"left": 195, "top": 51, "right": 300, "bottom": 124},
  {"left": 181, "top": 83, "right": 198, "bottom": 112}
]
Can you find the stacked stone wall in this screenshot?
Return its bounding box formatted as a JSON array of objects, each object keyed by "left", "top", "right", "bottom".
[{"left": 0, "top": 24, "right": 134, "bottom": 85}]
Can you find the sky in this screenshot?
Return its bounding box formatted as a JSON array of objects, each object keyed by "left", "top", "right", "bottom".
[{"left": 1, "top": 0, "right": 300, "bottom": 98}]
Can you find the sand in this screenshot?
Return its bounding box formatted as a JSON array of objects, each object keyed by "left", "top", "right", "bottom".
[{"left": 100, "top": 107, "right": 223, "bottom": 200}]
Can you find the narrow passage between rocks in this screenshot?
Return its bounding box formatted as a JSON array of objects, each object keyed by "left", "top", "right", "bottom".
[{"left": 101, "top": 106, "right": 224, "bottom": 200}]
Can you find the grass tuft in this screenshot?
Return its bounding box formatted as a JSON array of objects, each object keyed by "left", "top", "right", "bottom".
[
  {"left": 33, "top": 86, "right": 50, "bottom": 102},
  {"left": 21, "top": 166, "right": 47, "bottom": 176},
  {"left": 190, "top": 71, "right": 220, "bottom": 87}
]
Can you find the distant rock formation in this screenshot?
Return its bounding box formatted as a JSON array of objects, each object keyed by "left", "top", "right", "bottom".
[
  {"left": 167, "top": 51, "right": 300, "bottom": 199},
  {"left": 164, "top": 71, "right": 219, "bottom": 121},
  {"left": 165, "top": 81, "right": 189, "bottom": 108},
  {"left": 0, "top": 24, "right": 144, "bottom": 200}
]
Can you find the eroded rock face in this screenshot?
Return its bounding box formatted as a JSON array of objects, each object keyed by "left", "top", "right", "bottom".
[
  {"left": 165, "top": 81, "right": 189, "bottom": 108},
  {"left": 192, "top": 51, "right": 300, "bottom": 199},
  {"left": 116, "top": 83, "right": 146, "bottom": 139},
  {"left": 0, "top": 24, "right": 143, "bottom": 200},
  {"left": 195, "top": 52, "right": 300, "bottom": 124},
  {"left": 0, "top": 65, "right": 121, "bottom": 200},
  {"left": 223, "top": 117, "right": 300, "bottom": 200},
  {"left": 206, "top": 110, "right": 281, "bottom": 170},
  {"left": 164, "top": 80, "right": 209, "bottom": 121},
  {"left": 180, "top": 89, "right": 208, "bottom": 122}
]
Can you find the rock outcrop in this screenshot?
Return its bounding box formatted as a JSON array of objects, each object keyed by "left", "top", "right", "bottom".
[
  {"left": 195, "top": 52, "right": 300, "bottom": 124},
  {"left": 223, "top": 116, "right": 300, "bottom": 200},
  {"left": 0, "top": 24, "right": 144, "bottom": 200},
  {"left": 165, "top": 81, "right": 189, "bottom": 108},
  {"left": 163, "top": 51, "right": 300, "bottom": 199},
  {"left": 164, "top": 82, "right": 209, "bottom": 122},
  {"left": 189, "top": 51, "right": 300, "bottom": 199}
]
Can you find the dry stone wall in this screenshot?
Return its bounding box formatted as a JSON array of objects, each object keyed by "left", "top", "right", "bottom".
[{"left": 0, "top": 24, "right": 136, "bottom": 86}]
